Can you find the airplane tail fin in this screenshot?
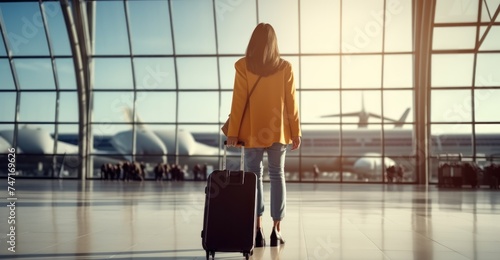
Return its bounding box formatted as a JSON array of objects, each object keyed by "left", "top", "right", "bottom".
[
  {"left": 123, "top": 107, "right": 145, "bottom": 129},
  {"left": 394, "top": 108, "right": 410, "bottom": 128}
]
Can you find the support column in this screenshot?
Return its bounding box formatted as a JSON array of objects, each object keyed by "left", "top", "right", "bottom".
[
  {"left": 413, "top": 0, "right": 435, "bottom": 185},
  {"left": 60, "top": 0, "right": 91, "bottom": 180}
]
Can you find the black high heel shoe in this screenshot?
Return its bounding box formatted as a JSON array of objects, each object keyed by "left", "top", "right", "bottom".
[
  {"left": 270, "top": 227, "right": 285, "bottom": 247},
  {"left": 255, "top": 228, "right": 265, "bottom": 247}
]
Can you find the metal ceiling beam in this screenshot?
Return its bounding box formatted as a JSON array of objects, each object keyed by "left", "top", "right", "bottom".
[{"left": 477, "top": 3, "right": 500, "bottom": 50}]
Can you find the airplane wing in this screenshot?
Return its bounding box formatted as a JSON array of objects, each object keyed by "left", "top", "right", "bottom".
[
  {"left": 368, "top": 113, "right": 399, "bottom": 122},
  {"left": 367, "top": 113, "right": 384, "bottom": 120},
  {"left": 393, "top": 108, "right": 410, "bottom": 128},
  {"left": 374, "top": 108, "right": 410, "bottom": 127},
  {"left": 365, "top": 111, "right": 399, "bottom": 119},
  {"left": 321, "top": 112, "right": 361, "bottom": 118}
]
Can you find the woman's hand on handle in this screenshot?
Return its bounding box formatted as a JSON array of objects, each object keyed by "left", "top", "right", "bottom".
[
  {"left": 291, "top": 136, "right": 301, "bottom": 151},
  {"left": 226, "top": 136, "right": 239, "bottom": 147}
]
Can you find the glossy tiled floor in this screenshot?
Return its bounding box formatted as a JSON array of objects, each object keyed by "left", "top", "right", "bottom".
[{"left": 1, "top": 179, "right": 500, "bottom": 260}]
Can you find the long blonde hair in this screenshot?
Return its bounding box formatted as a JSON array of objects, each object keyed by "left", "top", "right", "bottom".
[{"left": 245, "top": 23, "right": 284, "bottom": 76}]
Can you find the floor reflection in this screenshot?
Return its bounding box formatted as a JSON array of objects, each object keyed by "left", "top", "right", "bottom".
[{"left": 1, "top": 180, "right": 499, "bottom": 259}]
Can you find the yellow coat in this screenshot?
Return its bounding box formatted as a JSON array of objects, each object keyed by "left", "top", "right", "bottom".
[{"left": 228, "top": 58, "right": 301, "bottom": 148}]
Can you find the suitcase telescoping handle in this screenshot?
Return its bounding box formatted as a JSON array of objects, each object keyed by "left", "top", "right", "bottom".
[{"left": 222, "top": 141, "right": 245, "bottom": 171}]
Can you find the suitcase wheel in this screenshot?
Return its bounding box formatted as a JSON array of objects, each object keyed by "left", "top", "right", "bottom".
[
  {"left": 243, "top": 250, "right": 252, "bottom": 260},
  {"left": 206, "top": 250, "right": 215, "bottom": 260}
]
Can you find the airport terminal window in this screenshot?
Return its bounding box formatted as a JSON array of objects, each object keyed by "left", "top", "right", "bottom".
[
  {"left": 383, "top": 122, "right": 416, "bottom": 181},
  {"left": 342, "top": 55, "right": 382, "bottom": 88},
  {"left": 0, "top": 1, "right": 79, "bottom": 178},
  {"left": 5, "top": 0, "right": 498, "bottom": 184},
  {"left": 93, "top": 1, "right": 129, "bottom": 55},
  {"left": 214, "top": 0, "right": 256, "bottom": 54},
  {"left": 135, "top": 91, "right": 177, "bottom": 123},
  {"left": 341, "top": 155, "right": 386, "bottom": 182},
  {"left": 434, "top": 0, "right": 479, "bottom": 23},
  {"left": 176, "top": 57, "right": 219, "bottom": 90},
  {"left": 170, "top": 0, "right": 216, "bottom": 55},
  {"left": 92, "top": 58, "right": 134, "bottom": 89},
  {"left": 342, "top": 0, "right": 384, "bottom": 53},
  {"left": 58, "top": 92, "right": 79, "bottom": 122},
  {"left": 300, "top": 0, "right": 341, "bottom": 54},
  {"left": 185, "top": 124, "right": 220, "bottom": 141},
  {"left": 478, "top": 26, "right": 500, "bottom": 50},
  {"left": 93, "top": 91, "right": 135, "bottom": 123},
  {"left": 300, "top": 56, "right": 340, "bottom": 89},
  {"left": 301, "top": 90, "right": 341, "bottom": 123},
  {"left": 0, "top": 124, "right": 14, "bottom": 138},
  {"left": 433, "top": 27, "right": 477, "bottom": 50},
  {"left": 14, "top": 59, "right": 56, "bottom": 90},
  {"left": 476, "top": 124, "right": 500, "bottom": 156},
  {"left": 43, "top": 2, "right": 71, "bottom": 56},
  {"left": 16, "top": 155, "right": 58, "bottom": 177},
  {"left": 127, "top": 1, "right": 173, "bottom": 55},
  {"left": 282, "top": 156, "right": 300, "bottom": 181},
  {"left": 430, "top": 89, "right": 473, "bottom": 123},
  {"left": 0, "top": 32, "right": 6, "bottom": 56},
  {"left": 177, "top": 92, "right": 219, "bottom": 123},
  {"left": 20, "top": 123, "right": 55, "bottom": 147},
  {"left": 91, "top": 128, "right": 121, "bottom": 152},
  {"left": 383, "top": 132, "right": 414, "bottom": 150},
  {"left": 383, "top": 0, "right": 412, "bottom": 52},
  {"left": 341, "top": 90, "right": 382, "bottom": 124},
  {"left": 0, "top": 59, "right": 15, "bottom": 90},
  {"left": 430, "top": 124, "right": 473, "bottom": 156},
  {"left": 0, "top": 2, "right": 50, "bottom": 56},
  {"left": 383, "top": 54, "right": 413, "bottom": 88},
  {"left": 476, "top": 53, "right": 500, "bottom": 85},
  {"left": 431, "top": 54, "right": 475, "bottom": 87},
  {"left": 219, "top": 57, "right": 241, "bottom": 89},
  {"left": 342, "top": 126, "right": 383, "bottom": 148},
  {"left": 475, "top": 89, "right": 500, "bottom": 122},
  {"left": 0, "top": 93, "right": 16, "bottom": 122},
  {"left": 57, "top": 124, "right": 78, "bottom": 139},
  {"left": 133, "top": 58, "right": 176, "bottom": 90},
  {"left": 383, "top": 90, "right": 413, "bottom": 123},
  {"left": 91, "top": 123, "right": 134, "bottom": 153},
  {"left": 258, "top": 0, "right": 299, "bottom": 54},
  {"left": 19, "top": 92, "right": 57, "bottom": 122},
  {"left": 55, "top": 59, "right": 77, "bottom": 90},
  {"left": 299, "top": 125, "right": 341, "bottom": 156},
  {"left": 429, "top": 0, "right": 500, "bottom": 184}
]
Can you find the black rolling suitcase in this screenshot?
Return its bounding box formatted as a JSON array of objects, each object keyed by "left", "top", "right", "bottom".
[{"left": 201, "top": 142, "right": 257, "bottom": 260}]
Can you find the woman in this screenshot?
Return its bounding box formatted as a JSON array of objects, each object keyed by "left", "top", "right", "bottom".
[{"left": 226, "top": 23, "right": 301, "bottom": 247}]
